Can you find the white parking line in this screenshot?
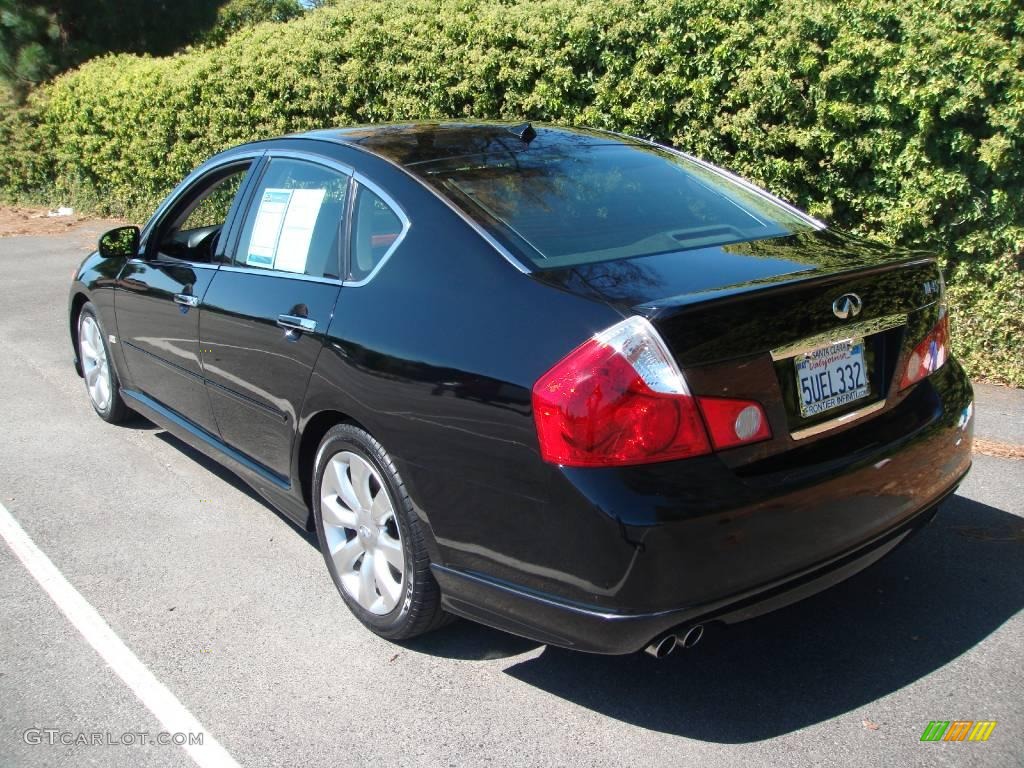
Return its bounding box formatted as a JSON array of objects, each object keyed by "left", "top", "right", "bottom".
[{"left": 0, "top": 501, "right": 242, "bottom": 768}]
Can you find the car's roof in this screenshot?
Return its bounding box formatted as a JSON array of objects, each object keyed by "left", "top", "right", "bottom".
[{"left": 299, "top": 121, "right": 647, "bottom": 167}]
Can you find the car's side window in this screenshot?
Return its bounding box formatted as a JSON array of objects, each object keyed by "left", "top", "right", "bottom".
[
  {"left": 348, "top": 184, "right": 404, "bottom": 283},
  {"left": 152, "top": 163, "right": 251, "bottom": 264},
  {"left": 233, "top": 158, "right": 350, "bottom": 279}
]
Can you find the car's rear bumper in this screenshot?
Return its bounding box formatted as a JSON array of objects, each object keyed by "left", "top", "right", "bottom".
[
  {"left": 433, "top": 474, "right": 961, "bottom": 654},
  {"left": 434, "top": 361, "right": 974, "bottom": 654}
]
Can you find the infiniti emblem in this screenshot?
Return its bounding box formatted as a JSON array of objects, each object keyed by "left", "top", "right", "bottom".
[{"left": 832, "top": 293, "right": 863, "bottom": 320}]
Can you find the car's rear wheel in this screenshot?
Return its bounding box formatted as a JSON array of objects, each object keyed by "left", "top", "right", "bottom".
[
  {"left": 313, "top": 423, "right": 448, "bottom": 639},
  {"left": 77, "top": 302, "right": 130, "bottom": 424}
]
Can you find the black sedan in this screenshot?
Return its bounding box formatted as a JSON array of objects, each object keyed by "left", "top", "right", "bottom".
[{"left": 69, "top": 122, "right": 973, "bottom": 657}]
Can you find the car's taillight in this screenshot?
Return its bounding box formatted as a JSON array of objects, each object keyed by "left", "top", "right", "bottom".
[
  {"left": 532, "top": 316, "right": 770, "bottom": 467},
  {"left": 899, "top": 309, "right": 950, "bottom": 391}
]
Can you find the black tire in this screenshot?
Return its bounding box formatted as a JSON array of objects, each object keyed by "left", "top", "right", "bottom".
[
  {"left": 77, "top": 302, "right": 131, "bottom": 424},
  {"left": 313, "top": 423, "right": 448, "bottom": 640}
]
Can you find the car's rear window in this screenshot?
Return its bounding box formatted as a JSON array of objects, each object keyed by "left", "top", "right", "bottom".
[{"left": 417, "top": 143, "right": 814, "bottom": 269}]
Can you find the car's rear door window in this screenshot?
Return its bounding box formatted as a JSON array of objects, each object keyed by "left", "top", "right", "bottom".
[
  {"left": 233, "top": 158, "right": 350, "bottom": 279},
  {"left": 418, "top": 144, "right": 814, "bottom": 269}
]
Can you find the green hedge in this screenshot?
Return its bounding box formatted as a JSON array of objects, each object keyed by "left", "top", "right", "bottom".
[{"left": 1, "top": 0, "right": 1021, "bottom": 384}]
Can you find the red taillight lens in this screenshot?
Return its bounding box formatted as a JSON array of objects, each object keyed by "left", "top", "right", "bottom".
[
  {"left": 899, "top": 311, "right": 950, "bottom": 391},
  {"left": 532, "top": 317, "right": 772, "bottom": 467},
  {"left": 696, "top": 397, "right": 772, "bottom": 451},
  {"left": 532, "top": 317, "right": 711, "bottom": 466}
]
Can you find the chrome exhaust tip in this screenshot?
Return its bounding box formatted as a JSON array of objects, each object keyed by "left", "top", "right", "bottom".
[
  {"left": 644, "top": 634, "right": 678, "bottom": 659},
  {"left": 680, "top": 624, "right": 704, "bottom": 649}
]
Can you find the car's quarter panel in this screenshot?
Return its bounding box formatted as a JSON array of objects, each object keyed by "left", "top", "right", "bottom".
[
  {"left": 200, "top": 271, "right": 341, "bottom": 479},
  {"left": 115, "top": 259, "right": 221, "bottom": 434}
]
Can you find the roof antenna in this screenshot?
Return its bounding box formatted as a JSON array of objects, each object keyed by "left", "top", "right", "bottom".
[{"left": 508, "top": 122, "right": 536, "bottom": 143}]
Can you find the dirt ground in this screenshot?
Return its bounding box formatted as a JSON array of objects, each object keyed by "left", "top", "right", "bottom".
[{"left": 0, "top": 205, "right": 123, "bottom": 241}]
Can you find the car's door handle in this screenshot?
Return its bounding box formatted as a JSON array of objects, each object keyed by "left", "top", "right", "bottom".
[
  {"left": 276, "top": 314, "right": 317, "bottom": 334},
  {"left": 173, "top": 293, "right": 200, "bottom": 308}
]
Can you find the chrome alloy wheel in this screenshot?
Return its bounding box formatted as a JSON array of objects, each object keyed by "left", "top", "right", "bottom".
[
  {"left": 78, "top": 314, "right": 111, "bottom": 411},
  {"left": 320, "top": 451, "right": 405, "bottom": 614}
]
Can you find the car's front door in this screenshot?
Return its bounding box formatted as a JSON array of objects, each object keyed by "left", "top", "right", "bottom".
[
  {"left": 116, "top": 160, "right": 255, "bottom": 434},
  {"left": 198, "top": 155, "right": 351, "bottom": 479}
]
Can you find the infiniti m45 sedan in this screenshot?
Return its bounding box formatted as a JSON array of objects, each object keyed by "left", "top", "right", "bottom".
[{"left": 70, "top": 122, "right": 973, "bottom": 657}]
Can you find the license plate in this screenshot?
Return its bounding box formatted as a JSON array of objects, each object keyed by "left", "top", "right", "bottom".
[{"left": 794, "top": 338, "right": 869, "bottom": 418}]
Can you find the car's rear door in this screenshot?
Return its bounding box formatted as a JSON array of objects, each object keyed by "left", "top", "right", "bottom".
[
  {"left": 116, "top": 159, "right": 257, "bottom": 435},
  {"left": 198, "top": 154, "right": 352, "bottom": 479}
]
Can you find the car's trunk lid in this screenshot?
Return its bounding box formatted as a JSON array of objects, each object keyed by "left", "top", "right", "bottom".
[{"left": 542, "top": 229, "right": 939, "bottom": 365}]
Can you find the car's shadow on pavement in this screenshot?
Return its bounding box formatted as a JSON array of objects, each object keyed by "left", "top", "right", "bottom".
[
  {"left": 404, "top": 620, "right": 543, "bottom": 660},
  {"left": 152, "top": 428, "right": 319, "bottom": 547},
  {"left": 419, "top": 494, "right": 1024, "bottom": 742}
]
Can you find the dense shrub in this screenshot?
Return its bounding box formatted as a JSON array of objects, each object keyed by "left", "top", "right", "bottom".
[
  {"left": 200, "top": 0, "right": 305, "bottom": 47},
  {"left": 0, "top": 0, "right": 1021, "bottom": 383}
]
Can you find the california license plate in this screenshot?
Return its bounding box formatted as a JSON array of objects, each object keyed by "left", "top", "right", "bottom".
[{"left": 794, "top": 338, "right": 869, "bottom": 418}]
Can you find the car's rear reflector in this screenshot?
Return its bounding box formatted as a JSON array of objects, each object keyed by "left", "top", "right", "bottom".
[{"left": 696, "top": 397, "right": 772, "bottom": 451}]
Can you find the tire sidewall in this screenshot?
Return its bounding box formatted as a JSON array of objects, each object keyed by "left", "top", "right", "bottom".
[{"left": 313, "top": 425, "right": 417, "bottom": 634}]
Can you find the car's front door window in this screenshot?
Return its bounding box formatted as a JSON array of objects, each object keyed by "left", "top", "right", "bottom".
[{"left": 151, "top": 164, "right": 251, "bottom": 264}]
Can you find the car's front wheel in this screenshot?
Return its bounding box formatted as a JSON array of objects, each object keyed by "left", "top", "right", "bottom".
[
  {"left": 77, "top": 302, "right": 130, "bottom": 424},
  {"left": 313, "top": 423, "right": 448, "bottom": 640}
]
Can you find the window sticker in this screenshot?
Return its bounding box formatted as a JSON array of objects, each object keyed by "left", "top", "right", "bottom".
[
  {"left": 245, "top": 187, "right": 327, "bottom": 272},
  {"left": 246, "top": 189, "right": 292, "bottom": 268},
  {"left": 274, "top": 188, "right": 326, "bottom": 273}
]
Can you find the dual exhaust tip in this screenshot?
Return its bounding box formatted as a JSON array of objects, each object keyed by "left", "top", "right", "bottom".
[{"left": 644, "top": 624, "right": 704, "bottom": 659}]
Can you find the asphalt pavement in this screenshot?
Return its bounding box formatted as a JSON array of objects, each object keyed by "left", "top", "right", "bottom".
[{"left": 1, "top": 226, "right": 1022, "bottom": 768}]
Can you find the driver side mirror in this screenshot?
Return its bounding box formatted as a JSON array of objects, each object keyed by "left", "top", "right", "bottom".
[{"left": 98, "top": 226, "right": 140, "bottom": 259}]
